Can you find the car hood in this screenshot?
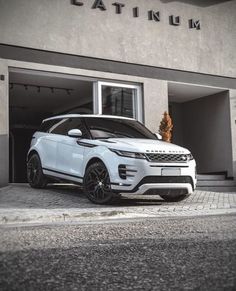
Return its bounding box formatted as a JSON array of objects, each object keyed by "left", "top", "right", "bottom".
[{"left": 95, "top": 138, "right": 190, "bottom": 154}]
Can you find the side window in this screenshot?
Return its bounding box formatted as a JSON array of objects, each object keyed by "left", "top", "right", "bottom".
[
  {"left": 66, "top": 118, "right": 89, "bottom": 138},
  {"left": 49, "top": 118, "right": 69, "bottom": 135},
  {"left": 38, "top": 120, "right": 58, "bottom": 133},
  {"left": 48, "top": 118, "right": 89, "bottom": 137},
  {"left": 38, "top": 122, "right": 47, "bottom": 133}
]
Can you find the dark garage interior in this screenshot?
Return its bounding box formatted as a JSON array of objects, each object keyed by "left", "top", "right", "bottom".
[{"left": 9, "top": 69, "right": 94, "bottom": 183}]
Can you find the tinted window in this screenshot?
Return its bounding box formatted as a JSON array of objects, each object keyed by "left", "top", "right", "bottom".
[
  {"left": 49, "top": 118, "right": 68, "bottom": 135},
  {"left": 38, "top": 119, "right": 59, "bottom": 133},
  {"left": 85, "top": 118, "right": 156, "bottom": 139},
  {"left": 49, "top": 118, "right": 88, "bottom": 137},
  {"left": 102, "top": 86, "right": 135, "bottom": 118},
  {"left": 66, "top": 118, "right": 89, "bottom": 138}
]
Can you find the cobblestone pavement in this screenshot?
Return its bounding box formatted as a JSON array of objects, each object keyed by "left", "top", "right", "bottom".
[{"left": 0, "top": 184, "right": 236, "bottom": 225}]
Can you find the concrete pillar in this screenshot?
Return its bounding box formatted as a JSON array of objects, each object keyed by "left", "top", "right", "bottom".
[
  {"left": 0, "top": 60, "right": 9, "bottom": 186},
  {"left": 230, "top": 89, "right": 236, "bottom": 180},
  {"left": 143, "top": 79, "right": 168, "bottom": 133}
]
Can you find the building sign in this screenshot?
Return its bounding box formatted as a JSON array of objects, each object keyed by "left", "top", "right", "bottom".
[{"left": 72, "top": 0, "right": 201, "bottom": 30}]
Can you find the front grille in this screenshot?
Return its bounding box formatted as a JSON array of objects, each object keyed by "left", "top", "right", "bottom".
[
  {"left": 146, "top": 153, "right": 190, "bottom": 163},
  {"left": 143, "top": 189, "right": 188, "bottom": 196}
]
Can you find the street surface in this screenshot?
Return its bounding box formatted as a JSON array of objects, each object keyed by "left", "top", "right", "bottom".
[{"left": 0, "top": 214, "right": 235, "bottom": 290}]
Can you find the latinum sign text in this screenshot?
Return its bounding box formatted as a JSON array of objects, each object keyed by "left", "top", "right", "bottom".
[{"left": 72, "top": 0, "right": 201, "bottom": 30}]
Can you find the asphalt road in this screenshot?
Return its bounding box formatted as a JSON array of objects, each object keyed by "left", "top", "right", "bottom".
[{"left": 0, "top": 215, "right": 236, "bottom": 291}]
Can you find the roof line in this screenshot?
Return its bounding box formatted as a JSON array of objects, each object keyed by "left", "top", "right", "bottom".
[{"left": 43, "top": 114, "right": 135, "bottom": 122}]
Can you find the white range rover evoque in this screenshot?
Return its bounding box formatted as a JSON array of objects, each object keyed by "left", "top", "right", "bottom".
[{"left": 27, "top": 114, "right": 197, "bottom": 204}]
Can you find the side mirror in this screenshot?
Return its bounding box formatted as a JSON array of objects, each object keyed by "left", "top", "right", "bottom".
[
  {"left": 68, "top": 129, "right": 82, "bottom": 138},
  {"left": 155, "top": 133, "right": 162, "bottom": 140}
]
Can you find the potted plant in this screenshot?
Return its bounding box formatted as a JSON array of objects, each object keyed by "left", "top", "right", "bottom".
[{"left": 159, "top": 111, "right": 173, "bottom": 142}]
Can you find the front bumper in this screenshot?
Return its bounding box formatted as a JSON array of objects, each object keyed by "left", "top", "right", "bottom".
[
  {"left": 124, "top": 183, "right": 193, "bottom": 195},
  {"left": 108, "top": 156, "right": 196, "bottom": 195}
]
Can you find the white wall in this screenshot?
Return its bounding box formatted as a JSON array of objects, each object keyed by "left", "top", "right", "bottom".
[
  {"left": 0, "top": 0, "right": 235, "bottom": 78},
  {"left": 144, "top": 79, "right": 168, "bottom": 133},
  {"left": 0, "top": 60, "right": 9, "bottom": 186}
]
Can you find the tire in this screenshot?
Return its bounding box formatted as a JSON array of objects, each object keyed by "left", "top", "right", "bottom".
[
  {"left": 27, "top": 154, "right": 47, "bottom": 189},
  {"left": 160, "top": 194, "right": 190, "bottom": 202},
  {"left": 83, "top": 161, "right": 115, "bottom": 204}
]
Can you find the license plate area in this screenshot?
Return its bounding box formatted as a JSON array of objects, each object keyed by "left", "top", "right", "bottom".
[{"left": 161, "top": 168, "right": 181, "bottom": 176}]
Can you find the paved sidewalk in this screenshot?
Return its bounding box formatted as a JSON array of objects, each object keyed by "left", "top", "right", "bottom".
[{"left": 0, "top": 184, "right": 236, "bottom": 225}]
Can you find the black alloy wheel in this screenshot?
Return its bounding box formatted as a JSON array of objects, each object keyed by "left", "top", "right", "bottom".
[
  {"left": 27, "top": 154, "right": 47, "bottom": 188},
  {"left": 83, "top": 161, "right": 115, "bottom": 204}
]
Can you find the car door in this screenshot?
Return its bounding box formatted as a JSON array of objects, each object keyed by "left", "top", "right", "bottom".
[
  {"left": 55, "top": 117, "right": 87, "bottom": 183},
  {"left": 39, "top": 118, "right": 63, "bottom": 171}
]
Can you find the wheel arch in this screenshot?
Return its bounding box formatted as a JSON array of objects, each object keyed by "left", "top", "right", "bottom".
[
  {"left": 84, "top": 156, "right": 115, "bottom": 184},
  {"left": 27, "top": 149, "right": 39, "bottom": 162},
  {"left": 85, "top": 157, "right": 106, "bottom": 172}
]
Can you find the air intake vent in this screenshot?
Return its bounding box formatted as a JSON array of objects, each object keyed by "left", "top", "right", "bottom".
[{"left": 118, "top": 165, "right": 137, "bottom": 180}]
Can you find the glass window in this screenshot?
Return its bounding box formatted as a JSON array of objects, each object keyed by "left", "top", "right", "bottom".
[
  {"left": 49, "top": 118, "right": 88, "bottom": 137},
  {"left": 66, "top": 118, "right": 89, "bottom": 138},
  {"left": 38, "top": 119, "right": 59, "bottom": 133},
  {"left": 49, "top": 119, "right": 67, "bottom": 134},
  {"left": 85, "top": 117, "right": 156, "bottom": 140},
  {"left": 102, "top": 86, "right": 136, "bottom": 118},
  {"left": 94, "top": 81, "right": 142, "bottom": 121}
]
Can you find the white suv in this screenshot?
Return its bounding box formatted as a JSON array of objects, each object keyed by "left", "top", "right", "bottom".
[{"left": 27, "top": 114, "right": 196, "bottom": 204}]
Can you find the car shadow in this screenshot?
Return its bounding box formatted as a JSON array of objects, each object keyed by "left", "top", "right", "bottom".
[
  {"left": 47, "top": 184, "right": 84, "bottom": 197},
  {"left": 47, "top": 184, "right": 164, "bottom": 207},
  {"left": 111, "top": 196, "right": 163, "bottom": 206}
]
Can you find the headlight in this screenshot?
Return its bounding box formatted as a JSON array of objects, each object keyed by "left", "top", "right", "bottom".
[{"left": 109, "top": 149, "right": 146, "bottom": 159}]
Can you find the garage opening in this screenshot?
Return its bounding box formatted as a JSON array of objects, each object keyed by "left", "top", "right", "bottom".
[
  {"left": 9, "top": 69, "right": 94, "bottom": 183},
  {"left": 168, "top": 82, "right": 233, "bottom": 177}
]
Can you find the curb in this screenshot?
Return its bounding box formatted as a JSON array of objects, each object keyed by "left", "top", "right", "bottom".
[
  {"left": 1, "top": 206, "right": 236, "bottom": 226},
  {"left": 0, "top": 208, "right": 155, "bottom": 225}
]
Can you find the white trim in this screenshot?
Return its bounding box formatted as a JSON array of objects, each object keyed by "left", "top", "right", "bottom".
[
  {"left": 93, "top": 81, "right": 99, "bottom": 114},
  {"left": 43, "top": 114, "right": 135, "bottom": 122},
  {"left": 96, "top": 81, "right": 143, "bottom": 122},
  {"left": 97, "top": 81, "right": 103, "bottom": 115},
  {"left": 98, "top": 81, "right": 140, "bottom": 89}
]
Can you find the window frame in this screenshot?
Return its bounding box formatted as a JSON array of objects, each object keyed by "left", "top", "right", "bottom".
[{"left": 93, "top": 81, "right": 143, "bottom": 122}]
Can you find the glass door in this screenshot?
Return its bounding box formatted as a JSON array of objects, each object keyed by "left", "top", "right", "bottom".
[{"left": 93, "top": 81, "right": 143, "bottom": 122}]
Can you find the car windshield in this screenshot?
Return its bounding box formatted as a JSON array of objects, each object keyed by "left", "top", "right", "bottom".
[{"left": 84, "top": 117, "right": 157, "bottom": 140}]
